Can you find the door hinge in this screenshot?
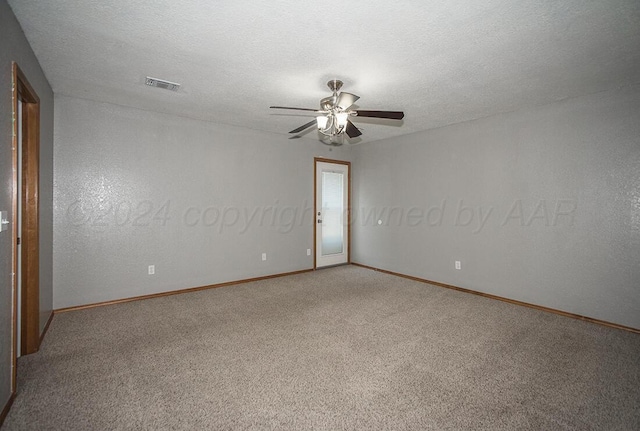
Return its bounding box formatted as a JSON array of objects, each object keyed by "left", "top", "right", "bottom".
[{"left": 17, "top": 237, "right": 21, "bottom": 245}]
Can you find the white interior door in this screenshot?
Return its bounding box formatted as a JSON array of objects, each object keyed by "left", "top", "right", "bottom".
[{"left": 315, "top": 161, "right": 349, "bottom": 268}]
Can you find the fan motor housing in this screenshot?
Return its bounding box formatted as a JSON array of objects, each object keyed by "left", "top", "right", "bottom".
[{"left": 327, "top": 79, "right": 343, "bottom": 92}]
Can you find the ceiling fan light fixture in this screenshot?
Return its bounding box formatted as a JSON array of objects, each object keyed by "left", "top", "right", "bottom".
[
  {"left": 326, "top": 133, "right": 344, "bottom": 146},
  {"left": 335, "top": 112, "right": 349, "bottom": 127},
  {"left": 270, "top": 79, "right": 404, "bottom": 143},
  {"left": 316, "top": 115, "right": 329, "bottom": 130},
  {"left": 333, "top": 134, "right": 345, "bottom": 145}
]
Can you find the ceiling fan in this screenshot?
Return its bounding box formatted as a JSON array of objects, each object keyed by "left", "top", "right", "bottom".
[{"left": 270, "top": 80, "right": 404, "bottom": 145}]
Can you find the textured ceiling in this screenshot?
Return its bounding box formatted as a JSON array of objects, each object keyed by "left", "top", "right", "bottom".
[{"left": 8, "top": 0, "right": 640, "bottom": 145}]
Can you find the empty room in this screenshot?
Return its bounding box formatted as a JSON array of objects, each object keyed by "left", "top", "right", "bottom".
[{"left": 1, "top": 0, "right": 639, "bottom": 429}]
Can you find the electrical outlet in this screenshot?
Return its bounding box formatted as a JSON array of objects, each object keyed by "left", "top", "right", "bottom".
[
  {"left": 455, "top": 261, "right": 461, "bottom": 270},
  {"left": 307, "top": 249, "right": 311, "bottom": 256},
  {"left": 148, "top": 265, "right": 155, "bottom": 275},
  {"left": 262, "top": 253, "right": 267, "bottom": 261}
]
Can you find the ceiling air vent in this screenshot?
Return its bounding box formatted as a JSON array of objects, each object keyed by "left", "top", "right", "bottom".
[{"left": 145, "top": 76, "right": 180, "bottom": 92}]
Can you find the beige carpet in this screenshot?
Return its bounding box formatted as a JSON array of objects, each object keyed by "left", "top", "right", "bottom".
[{"left": 4, "top": 265, "right": 640, "bottom": 430}]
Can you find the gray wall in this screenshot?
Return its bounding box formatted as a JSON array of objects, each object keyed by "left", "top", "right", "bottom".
[
  {"left": 352, "top": 84, "right": 640, "bottom": 329},
  {"left": 0, "top": 0, "right": 54, "bottom": 412},
  {"left": 53, "top": 95, "right": 351, "bottom": 309}
]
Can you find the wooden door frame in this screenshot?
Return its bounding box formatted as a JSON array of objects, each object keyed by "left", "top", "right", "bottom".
[
  {"left": 11, "top": 62, "right": 40, "bottom": 392},
  {"left": 313, "top": 158, "right": 351, "bottom": 269}
]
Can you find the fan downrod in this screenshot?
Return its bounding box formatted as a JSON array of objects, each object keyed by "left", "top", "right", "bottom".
[{"left": 327, "top": 79, "right": 343, "bottom": 93}]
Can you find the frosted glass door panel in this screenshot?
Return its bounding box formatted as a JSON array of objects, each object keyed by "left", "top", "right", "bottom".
[
  {"left": 315, "top": 161, "right": 349, "bottom": 268},
  {"left": 321, "top": 171, "right": 344, "bottom": 255}
]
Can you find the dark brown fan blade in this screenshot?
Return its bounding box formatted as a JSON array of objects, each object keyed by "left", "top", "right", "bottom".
[
  {"left": 354, "top": 110, "right": 404, "bottom": 120},
  {"left": 345, "top": 120, "right": 362, "bottom": 138},
  {"left": 289, "top": 120, "right": 317, "bottom": 134},
  {"left": 270, "top": 106, "right": 320, "bottom": 112}
]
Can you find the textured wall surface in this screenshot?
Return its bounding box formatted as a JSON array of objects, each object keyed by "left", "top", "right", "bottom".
[
  {"left": 0, "top": 0, "right": 54, "bottom": 415},
  {"left": 352, "top": 84, "right": 640, "bottom": 329},
  {"left": 53, "top": 95, "right": 351, "bottom": 309}
]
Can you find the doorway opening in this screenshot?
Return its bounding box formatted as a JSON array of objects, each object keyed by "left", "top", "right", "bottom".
[
  {"left": 314, "top": 158, "right": 350, "bottom": 268},
  {"left": 11, "top": 62, "right": 41, "bottom": 393}
]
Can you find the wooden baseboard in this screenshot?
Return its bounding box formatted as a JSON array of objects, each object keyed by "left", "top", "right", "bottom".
[
  {"left": 351, "top": 263, "right": 640, "bottom": 335},
  {"left": 55, "top": 268, "right": 314, "bottom": 313},
  {"left": 39, "top": 311, "right": 54, "bottom": 345},
  {"left": 0, "top": 393, "right": 15, "bottom": 428}
]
